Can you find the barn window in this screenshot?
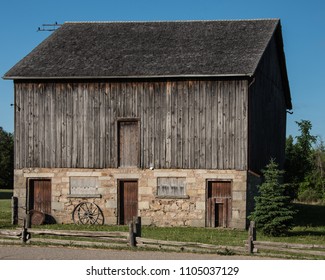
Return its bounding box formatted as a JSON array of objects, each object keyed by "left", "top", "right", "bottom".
[
  {"left": 68, "top": 177, "right": 101, "bottom": 198},
  {"left": 156, "top": 177, "right": 188, "bottom": 198}
]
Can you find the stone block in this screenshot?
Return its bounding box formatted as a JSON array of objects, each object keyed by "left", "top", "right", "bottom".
[
  {"left": 232, "top": 209, "right": 240, "bottom": 220},
  {"left": 98, "top": 176, "right": 112, "bottom": 181},
  {"left": 105, "top": 216, "right": 117, "bottom": 225},
  {"left": 147, "top": 178, "right": 157, "bottom": 188},
  {"left": 189, "top": 219, "right": 205, "bottom": 227},
  {"left": 232, "top": 191, "right": 245, "bottom": 200},
  {"left": 67, "top": 171, "right": 102, "bottom": 177},
  {"left": 186, "top": 177, "right": 196, "bottom": 184},
  {"left": 23, "top": 172, "right": 54, "bottom": 178},
  {"left": 153, "top": 171, "right": 187, "bottom": 177},
  {"left": 105, "top": 200, "right": 117, "bottom": 209},
  {"left": 114, "top": 173, "right": 140, "bottom": 179},
  {"left": 141, "top": 216, "right": 152, "bottom": 226},
  {"left": 139, "top": 187, "right": 152, "bottom": 195},
  {"left": 52, "top": 202, "right": 64, "bottom": 211},
  {"left": 195, "top": 201, "right": 206, "bottom": 210},
  {"left": 139, "top": 201, "right": 150, "bottom": 210},
  {"left": 232, "top": 181, "right": 246, "bottom": 191},
  {"left": 62, "top": 177, "right": 70, "bottom": 183}
]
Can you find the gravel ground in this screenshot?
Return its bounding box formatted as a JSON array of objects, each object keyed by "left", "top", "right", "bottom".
[{"left": 0, "top": 245, "right": 273, "bottom": 260}]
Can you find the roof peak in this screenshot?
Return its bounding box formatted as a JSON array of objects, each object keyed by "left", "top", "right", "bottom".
[{"left": 64, "top": 18, "right": 280, "bottom": 24}]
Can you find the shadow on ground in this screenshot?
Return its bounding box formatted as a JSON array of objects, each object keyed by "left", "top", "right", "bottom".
[
  {"left": 0, "top": 190, "right": 13, "bottom": 200},
  {"left": 293, "top": 203, "right": 325, "bottom": 227}
]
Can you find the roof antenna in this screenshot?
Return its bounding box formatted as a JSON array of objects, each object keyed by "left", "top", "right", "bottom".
[{"left": 37, "top": 22, "right": 62, "bottom": 32}]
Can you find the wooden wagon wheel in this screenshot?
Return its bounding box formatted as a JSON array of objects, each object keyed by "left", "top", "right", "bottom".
[{"left": 72, "top": 202, "right": 104, "bottom": 225}]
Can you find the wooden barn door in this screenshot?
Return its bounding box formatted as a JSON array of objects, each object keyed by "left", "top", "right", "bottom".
[
  {"left": 118, "top": 180, "right": 138, "bottom": 225},
  {"left": 29, "top": 179, "right": 52, "bottom": 214},
  {"left": 206, "top": 181, "right": 232, "bottom": 228},
  {"left": 118, "top": 121, "right": 139, "bottom": 167}
]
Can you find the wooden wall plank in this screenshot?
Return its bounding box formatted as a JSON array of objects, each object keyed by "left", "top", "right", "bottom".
[
  {"left": 211, "top": 81, "right": 217, "bottom": 169},
  {"left": 182, "top": 81, "right": 189, "bottom": 168},
  {"left": 205, "top": 81, "right": 212, "bottom": 169},
  {"left": 165, "top": 81, "right": 172, "bottom": 168},
  {"left": 176, "top": 81, "right": 183, "bottom": 168},
  {"left": 199, "top": 81, "right": 206, "bottom": 168},
  {"left": 153, "top": 82, "right": 160, "bottom": 169},
  {"left": 14, "top": 79, "right": 249, "bottom": 170},
  {"left": 170, "top": 81, "right": 177, "bottom": 168}
]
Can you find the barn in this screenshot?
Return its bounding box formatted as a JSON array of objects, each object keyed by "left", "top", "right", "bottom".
[{"left": 3, "top": 19, "right": 291, "bottom": 228}]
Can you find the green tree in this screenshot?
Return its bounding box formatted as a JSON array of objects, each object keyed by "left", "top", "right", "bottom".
[
  {"left": 0, "top": 127, "right": 14, "bottom": 189},
  {"left": 284, "top": 120, "right": 318, "bottom": 199},
  {"left": 250, "top": 159, "right": 296, "bottom": 236},
  {"left": 298, "top": 139, "right": 325, "bottom": 201}
]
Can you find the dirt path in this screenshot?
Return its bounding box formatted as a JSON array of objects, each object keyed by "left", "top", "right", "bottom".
[{"left": 0, "top": 245, "right": 274, "bottom": 260}]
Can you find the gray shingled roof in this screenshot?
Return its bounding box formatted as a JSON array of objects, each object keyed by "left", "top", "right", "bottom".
[{"left": 4, "top": 19, "right": 282, "bottom": 79}]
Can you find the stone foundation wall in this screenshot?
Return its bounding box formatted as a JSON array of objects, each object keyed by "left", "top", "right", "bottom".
[{"left": 14, "top": 168, "right": 248, "bottom": 228}]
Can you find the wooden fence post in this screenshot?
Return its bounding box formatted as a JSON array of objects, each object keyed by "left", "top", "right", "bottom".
[
  {"left": 26, "top": 213, "right": 31, "bottom": 229},
  {"left": 11, "top": 196, "right": 18, "bottom": 225},
  {"left": 134, "top": 216, "right": 142, "bottom": 238},
  {"left": 22, "top": 218, "right": 28, "bottom": 243},
  {"left": 248, "top": 221, "right": 256, "bottom": 254},
  {"left": 129, "top": 222, "right": 136, "bottom": 247}
]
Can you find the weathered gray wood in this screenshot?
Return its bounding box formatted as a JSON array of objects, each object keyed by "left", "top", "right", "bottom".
[
  {"left": 165, "top": 81, "right": 172, "bottom": 168},
  {"left": 15, "top": 79, "right": 249, "bottom": 170},
  {"left": 129, "top": 222, "right": 136, "bottom": 247},
  {"left": 170, "top": 81, "right": 177, "bottom": 168},
  {"left": 253, "top": 240, "right": 325, "bottom": 250},
  {"left": 248, "top": 221, "right": 256, "bottom": 241},
  {"left": 182, "top": 81, "right": 189, "bottom": 168},
  {"left": 28, "top": 238, "right": 129, "bottom": 248},
  {"left": 254, "top": 244, "right": 325, "bottom": 257},
  {"left": 27, "top": 228, "right": 129, "bottom": 238},
  {"left": 247, "top": 221, "right": 256, "bottom": 253},
  {"left": 148, "top": 83, "right": 155, "bottom": 167},
  {"left": 0, "top": 229, "right": 21, "bottom": 237}
]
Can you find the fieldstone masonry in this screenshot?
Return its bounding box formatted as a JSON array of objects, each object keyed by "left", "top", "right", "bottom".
[{"left": 14, "top": 168, "right": 249, "bottom": 228}]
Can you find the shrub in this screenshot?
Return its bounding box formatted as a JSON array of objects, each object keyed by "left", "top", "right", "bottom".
[{"left": 249, "top": 159, "right": 296, "bottom": 236}]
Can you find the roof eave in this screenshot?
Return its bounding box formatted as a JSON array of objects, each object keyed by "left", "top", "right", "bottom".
[{"left": 3, "top": 73, "right": 254, "bottom": 80}]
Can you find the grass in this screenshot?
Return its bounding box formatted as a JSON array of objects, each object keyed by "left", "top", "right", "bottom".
[
  {"left": 0, "top": 189, "right": 13, "bottom": 229},
  {"left": 1, "top": 192, "right": 324, "bottom": 250},
  {"left": 142, "top": 226, "right": 247, "bottom": 246}
]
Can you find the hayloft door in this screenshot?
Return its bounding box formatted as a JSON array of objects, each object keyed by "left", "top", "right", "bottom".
[
  {"left": 29, "top": 179, "right": 52, "bottom": 214},
  {"left": 118, "top": 180, "right": 138, "bottom": 225},
  {"left": 118, "top": 121, "right": 139, "bottom": 167},
  {"left": 206, "top": 181, "right": 232, "bottom": 227}
]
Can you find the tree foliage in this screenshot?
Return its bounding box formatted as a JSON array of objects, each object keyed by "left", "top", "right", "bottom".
[
  {"left": 285, "top": 120, "right": 325, "bottom": 202},
  {"left": 250, "top": 159, "right": 296, "bottom": 236},
  {"left": 0, "top": 127, "right": 14, "bottom": 189}
]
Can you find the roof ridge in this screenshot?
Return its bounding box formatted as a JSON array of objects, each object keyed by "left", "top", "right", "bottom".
[{"left": 64, "top": 18, "right": 280, "bottom": 24}]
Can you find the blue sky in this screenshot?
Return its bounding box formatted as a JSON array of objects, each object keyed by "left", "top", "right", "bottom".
[{"left": 1, "top": 0, "right": 324, "bottom": 139}]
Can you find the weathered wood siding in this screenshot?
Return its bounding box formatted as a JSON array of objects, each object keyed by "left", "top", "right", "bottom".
[
  {"left": 248, "top": 34, "right": 287, "bottom": 173},
  {"left": 14, "top": 79, "right": 248, "bottom": 170}
]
